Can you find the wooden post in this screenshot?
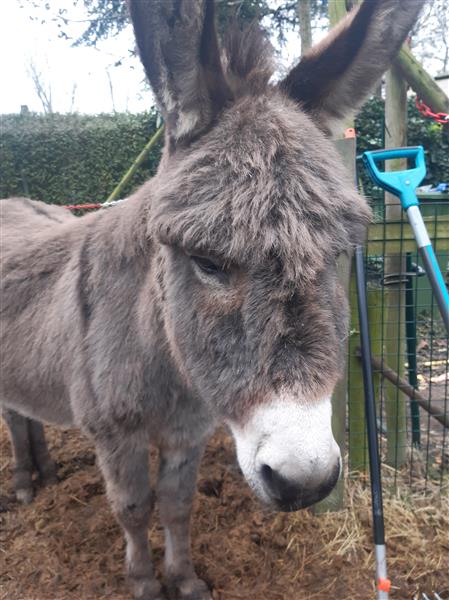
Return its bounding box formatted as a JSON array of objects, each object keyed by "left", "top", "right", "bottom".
[
  {"left": 315, "top": 0, "right": 360, "bottom": 512},
  {"left": 315, "top": 136, "right": 355, "bottom": 512},
  {"left": 328, "top": 0, "right": 348, "bottom": 27},
  {"left": 383, "top": 64, "right": 408, "bottom": 468},
  {"left": 346, "top": 259, "right": 385, "bottom": 474},
  {"left": 348, "top": 268, "right": 368, "bottom": 473},
  {"left": 395, "top": 45, "right": 449, "bottom": 115},
  {"left": 297, "top": 0, "right": 312, "bottom": 54}
]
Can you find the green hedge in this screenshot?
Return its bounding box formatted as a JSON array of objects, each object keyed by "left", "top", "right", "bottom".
[
  {"left": 1, "top": 101, "right": 447, "bottom": 206},
  {"left": 0, "top": 111, "right": 162, "bottom": 205}
]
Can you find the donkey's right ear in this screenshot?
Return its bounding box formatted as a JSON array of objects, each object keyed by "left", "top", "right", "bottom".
[{"left": 127, "top": 0, "right": 232, "bottom": 150}]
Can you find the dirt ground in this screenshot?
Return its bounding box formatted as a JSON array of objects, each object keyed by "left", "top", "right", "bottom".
[{"left": 0, "top": 423, "right": 448, "bottom": 600}]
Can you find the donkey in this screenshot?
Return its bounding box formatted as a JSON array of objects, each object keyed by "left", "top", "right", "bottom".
[{"left": 1, "top": 1, "right": 424, "bottom": 598}]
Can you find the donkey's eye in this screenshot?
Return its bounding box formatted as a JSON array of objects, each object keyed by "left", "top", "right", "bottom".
[{"left": 191, "top": 255, "right": 227, "bottom": 280}]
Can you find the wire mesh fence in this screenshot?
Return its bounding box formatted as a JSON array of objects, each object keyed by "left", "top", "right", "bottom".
[{"left": 347, "top": 196, "right": 449, "bottom": 495}]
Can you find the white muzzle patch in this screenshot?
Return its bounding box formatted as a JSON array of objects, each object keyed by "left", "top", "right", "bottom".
[{"left": 228, "top": 395, "right": 340, "bottom": 507}]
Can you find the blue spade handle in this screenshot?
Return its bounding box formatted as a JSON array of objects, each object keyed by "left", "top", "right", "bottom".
[
  {"left": 362, "top": 146, "right": 426, "bottom": 210},
  {"left": 362, "top": 146, "right": 449, "bottom": 333}
]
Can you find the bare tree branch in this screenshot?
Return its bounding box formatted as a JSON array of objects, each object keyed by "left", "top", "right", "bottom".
[{"left": 27, "top": 60, "right": 53, "bottom": 114}]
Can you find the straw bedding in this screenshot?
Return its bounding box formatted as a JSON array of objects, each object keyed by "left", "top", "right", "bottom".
[{"left": 0, "top": 423, "right": 448, "bottom": 600}]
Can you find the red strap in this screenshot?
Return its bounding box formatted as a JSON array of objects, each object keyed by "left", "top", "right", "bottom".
[{"left": 65, "top": 203, "right": 103, "bottom": 211}]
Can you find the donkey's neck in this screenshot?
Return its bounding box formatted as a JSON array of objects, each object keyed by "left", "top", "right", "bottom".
[{"left": 80, "top": 191, "right": 152, "bottom": 265}]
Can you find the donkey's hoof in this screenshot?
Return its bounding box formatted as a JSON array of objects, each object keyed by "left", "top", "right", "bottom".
[
  {"left": 166, "top": 575, "right": 211, "bottom": 600},
  {"left": 42, "top": 473, "right": 58, "bottom": 486},
  {"left": 39, "top": 463, "right": 58, "bottom": 486},
  {"left": 12, "top": 468, "right": 34, "bottom": 503},
  {"left": 131, "top": 576, "right": 164, "bottom": 600},
  {"left": 15, "top": 487, "right": 34, "bottom": 504}
]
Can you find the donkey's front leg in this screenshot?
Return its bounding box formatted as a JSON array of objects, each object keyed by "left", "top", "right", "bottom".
[
  {"left": 96, "top": 438, "right": 163, "bottom": 600},
  {"left": 158, "top": 443, "right": 211, "bottom": 600}
]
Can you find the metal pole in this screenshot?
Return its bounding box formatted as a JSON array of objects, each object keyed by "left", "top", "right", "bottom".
[
  {"left": 355, "top": 245, "right": 390, "bottom": 600},
  {"left": 407, "top": 205, "right": 449, "bottom": 332},
  {"left": 405, "top": 253, "right": 421, "bottom": 446}
]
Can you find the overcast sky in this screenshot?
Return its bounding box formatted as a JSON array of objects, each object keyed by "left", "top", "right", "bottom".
[
  {"left": 0, "top": 0, "right": 153, "bottom": 114},
  {"left": 1, "top": 1, "right": 445, "bottom": 116},
  {"left": 0, "top": 0, "right": 312, "bottom": 116}
]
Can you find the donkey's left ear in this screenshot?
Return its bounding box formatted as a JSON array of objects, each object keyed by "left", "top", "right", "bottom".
[
  {"left": 279, "top": 0, "right": 425, "bottom": 135},
  {"left": 127, "top": 0, "right": 232, "bottom": 149}
]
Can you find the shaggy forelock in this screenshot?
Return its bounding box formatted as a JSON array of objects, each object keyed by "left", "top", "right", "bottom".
[
  {"left": 151, "top": 93, "right": 371, "bottom": 284},
  {"left": 221, "top": 23, "right": 275, "bottom": 96}
]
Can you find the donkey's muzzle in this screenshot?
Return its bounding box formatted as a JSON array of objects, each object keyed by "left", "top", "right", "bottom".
[{"left": 260, "top": 459, "right": 340, "bottom": 511}]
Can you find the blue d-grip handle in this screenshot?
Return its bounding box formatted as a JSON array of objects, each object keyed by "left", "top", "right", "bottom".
[
  {"left": 363, "top": 145, "right": 449, "bottom": 332},
  {"left": 362, "top": 146, "right": 426, "bottom": 210}
]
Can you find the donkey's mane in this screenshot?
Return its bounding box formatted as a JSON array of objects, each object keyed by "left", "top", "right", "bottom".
[
  {"left": 150, "top": 93, "right": 370, "bottom": 285},
  {"left": 221, "top": 24, "right": 275, "bottom": 95},
  {"left": 144, "top": 23, "right": 371, "bottom": 285}
]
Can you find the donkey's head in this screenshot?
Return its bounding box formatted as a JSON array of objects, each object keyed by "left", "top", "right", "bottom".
[{"left": 129, "top": 0, "right": 424, "bottom": 511}]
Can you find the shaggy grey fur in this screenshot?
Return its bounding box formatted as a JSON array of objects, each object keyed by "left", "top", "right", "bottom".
[{"left": 1, "top": 1, "right": 424, "bottom": 598}]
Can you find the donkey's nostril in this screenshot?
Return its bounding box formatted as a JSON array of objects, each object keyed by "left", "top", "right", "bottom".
[
  {"left": 260, "top": 464, "right": 299, "bottom": 503},
  {"left": 259, "top": 459, "right": 340, "bottom": 511},
  {"left": 261, "top": 463, "right": 274, "bottom": 484}
]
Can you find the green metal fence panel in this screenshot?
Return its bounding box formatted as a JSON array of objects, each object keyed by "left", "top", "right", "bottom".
[{"left": 348, "top": 197, "right": 449, "bottom": 494}]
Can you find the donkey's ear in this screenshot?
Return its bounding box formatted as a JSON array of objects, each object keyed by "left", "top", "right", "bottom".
[
  {"left": 279, "top": 0, "right": 425, "bottom": 134},
  {"left": 127, "top": 0, "right": 232, "bottom": 148}
]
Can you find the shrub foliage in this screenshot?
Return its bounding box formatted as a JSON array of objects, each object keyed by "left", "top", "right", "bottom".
[
  {"left": 356, "top": 97, "right": 449, "bottom": 200},
  {"left": 1, "top": 100, "right": 447, "bottom": 206},
  {"left": 0, "top": 111, "right": 162, "bottom": 205}
]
